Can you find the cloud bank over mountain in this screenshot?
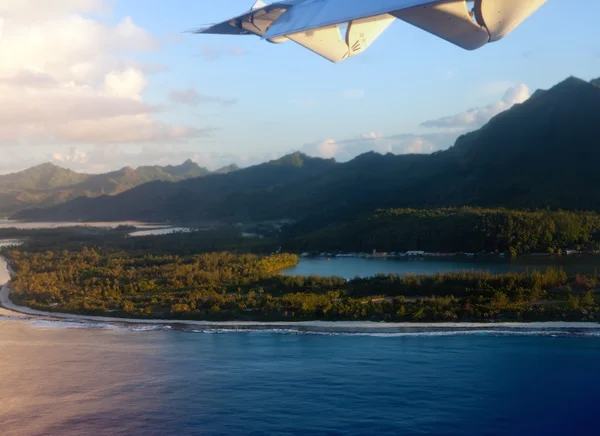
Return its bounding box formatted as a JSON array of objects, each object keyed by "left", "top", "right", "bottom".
[{"left": 0, "top": 0, "right": 532, "bottom": 173}]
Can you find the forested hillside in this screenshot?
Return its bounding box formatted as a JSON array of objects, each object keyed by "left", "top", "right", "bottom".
[
  {"left": 15, "top": 76, "right": 600, "bottom": 225},
  {"left": 285, "top": 208, "right": 600, "bottom": 255}
]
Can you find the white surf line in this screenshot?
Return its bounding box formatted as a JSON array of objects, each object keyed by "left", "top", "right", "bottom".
[{"left": 1, "top": 256, "right": 600, "bottom": 330}]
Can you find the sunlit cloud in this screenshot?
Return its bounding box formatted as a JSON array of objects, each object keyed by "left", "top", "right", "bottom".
[
  {"left": 0, "top": 0, "right": 203, "bottom": 146},
  {"left": 421, "top": 84, "right": 530, "bottom": 130}
]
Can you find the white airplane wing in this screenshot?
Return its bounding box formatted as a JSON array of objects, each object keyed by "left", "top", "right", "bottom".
[{"left": 195, "top": 0, "right": 546, "bottom": 63}]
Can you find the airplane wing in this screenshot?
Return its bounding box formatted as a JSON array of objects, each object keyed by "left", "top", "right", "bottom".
[
  {"left": 193, "top": 1, "right": 281, "bottom": 36},
  {"left": 194, "top": 0, "right": 547, "bottom": 63}
]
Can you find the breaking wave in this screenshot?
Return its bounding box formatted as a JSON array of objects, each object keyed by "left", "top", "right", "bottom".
[{"left": 2, "top": 316, "right": 599, "bottom": 338}]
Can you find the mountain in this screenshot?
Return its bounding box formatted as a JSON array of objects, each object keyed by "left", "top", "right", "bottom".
[
  {"left": 68, "top": 161, "right": 211, "bottom": 197},
  {"left": 14, "top": 75, "right": 600, "bottom": 224},
  {"left": 14, "top": 152, "right": 338, "bottom": 221},
  {"left": 214, "top": 164, "right": 240, "bottom": 174},
  {"left": 162, "top": 159, "right": 211, "bottom": 178},
  {"left": 0, "top": 163, "right": 88, "bottom": 192},
  {"left": 592, "top": 77, "right": 600, "bottom": 87},
  {"left": 0, "top": 160, "right": 213, "bottom": 217}
]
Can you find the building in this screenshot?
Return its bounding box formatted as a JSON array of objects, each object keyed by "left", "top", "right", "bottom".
[{"left": 405, "top": 251, "right": 425, "bottom": 257}]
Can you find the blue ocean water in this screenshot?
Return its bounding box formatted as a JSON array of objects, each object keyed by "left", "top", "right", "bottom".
[{"left": 1, "top": 319, "right": 599, "bottom": 436}]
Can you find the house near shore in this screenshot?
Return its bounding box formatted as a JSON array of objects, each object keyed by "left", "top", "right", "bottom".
[
  {"left": 406, "top": 251, "right": 425, "bottom": 257},
  {"left": 372, "top": 250, "right": 388, "bottom": 258}
]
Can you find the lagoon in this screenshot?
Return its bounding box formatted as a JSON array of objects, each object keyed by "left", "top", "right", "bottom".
[
  {"left": 0, "top": 219, "right": 166, "bottom": 230},
  {"left": 283, "top": 256, "right": 600, "bottom": 278}
]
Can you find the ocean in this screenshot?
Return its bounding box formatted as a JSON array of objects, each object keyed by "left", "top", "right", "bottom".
[{"left": 1, "top": 315, "right": 599, "bottom": 436}]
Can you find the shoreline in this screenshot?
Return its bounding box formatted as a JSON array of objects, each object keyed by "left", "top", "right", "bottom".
[{"left": 2, "top": 256, "right": 600, "bottom": 331}]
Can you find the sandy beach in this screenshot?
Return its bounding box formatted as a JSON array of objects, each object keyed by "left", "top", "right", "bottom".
[{"left": 2, "top": 255, "right": 600, "bottom": 330}]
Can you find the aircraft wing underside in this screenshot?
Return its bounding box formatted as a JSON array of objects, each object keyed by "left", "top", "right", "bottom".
[{"left": 194, "top": 0, "right": 547, "bottom": 63}]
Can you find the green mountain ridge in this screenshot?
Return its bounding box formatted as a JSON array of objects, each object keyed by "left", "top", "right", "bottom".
[
  {"left": 13, "top": 75, "right": 600, "bottom": 225},
  {"left": 0, "top": 160, "right": 236, "bottom": 217},
  {"left": 214, "top": 164, "right": 241, "bottom": 174}
]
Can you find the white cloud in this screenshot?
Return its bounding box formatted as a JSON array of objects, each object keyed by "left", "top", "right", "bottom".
[
  {"left": 301, "top": 131, "right": 455, "bottom": 162},
  {"left": 52, "top": 147, "right": 88, "bottom": 165},
  {"left": 316, "top": 139, "right": 340, "bottom": 159},
  {"left": 104, "top": 68, "right": 148, "bottom": 100},
  {"left": 0, "top": 0, "right": 106, "bottom": 20},
  {"left": 198, "top": 44, "right": 248, "bottom": 61},
  {"left": 421, "top": 84, "right": 530, "bottom": 130},
  {"left": 0, "top": 1, "right": 202, "bottom": 146},
  {"left": 169, "top": 88, "right": 238, "bottom": 106}
]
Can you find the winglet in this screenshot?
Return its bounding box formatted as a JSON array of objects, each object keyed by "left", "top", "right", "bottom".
[{"left": 251, "top": 0, "right": 267, "bottom": 10}]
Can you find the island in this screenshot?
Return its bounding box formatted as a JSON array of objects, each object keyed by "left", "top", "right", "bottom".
[{"left": 2, "top": 238, "right": 599, "bottom": 323}]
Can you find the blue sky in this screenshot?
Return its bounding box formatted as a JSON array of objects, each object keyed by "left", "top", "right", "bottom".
[{"left": 1, "top": 0, "right": 599, "bottom": 173}]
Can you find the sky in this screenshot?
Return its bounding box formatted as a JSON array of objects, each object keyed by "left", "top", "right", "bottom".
[{"left": 0, "top": 0, "right": 599, "bottom": 174}]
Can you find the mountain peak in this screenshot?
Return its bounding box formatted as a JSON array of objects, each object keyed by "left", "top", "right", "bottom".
[
  {"left": 553, "top": 76, "right": 592, "bottom": 90},
  {"left": 162, "top": 160, "right": 209, "bottom": 178},
  {"left": 30, "top": 162, "right": 60, "bottom": 171},
  {"left": 214, "top": 164, "right": 240, "bottom": 174},
  {"left": 270, "top": 152, "right": 335, "bottom": 168},
  {"left": 592, "top": 78, "right": 600, "bottom": 87},
  {"left": 180, "top": 159, "right": 197, "bottom": 168},
  {"left": 269, "top": 152, "right": 307, "bottom": 167}
]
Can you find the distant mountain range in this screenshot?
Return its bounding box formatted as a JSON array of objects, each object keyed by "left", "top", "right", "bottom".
[
  {"left": 14, "top": 76, "right": 600, "bottom": 227},
  {"left": 0, "top": 160, "right": 238, "bottom": 217}
]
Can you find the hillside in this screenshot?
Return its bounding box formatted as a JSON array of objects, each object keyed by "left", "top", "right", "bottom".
[
  {"left": 0, "top": 160, "right": 219, "bottom": 216},
  {"left": 0, "top": 163, "right": 88, "bottom": 192},
  {"left": 285, "top": 208, "right": 600, "bottom": 255},
  {"left": 14, "top": 76, "right": 600, "bottom": 224},
  {"left": 14, "top": 153, "right": 338, "bottom": 221}
]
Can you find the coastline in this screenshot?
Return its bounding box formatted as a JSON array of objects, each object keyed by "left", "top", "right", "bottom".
[{"left": 2, "top": 256, "right": 600, "bottom": 331}]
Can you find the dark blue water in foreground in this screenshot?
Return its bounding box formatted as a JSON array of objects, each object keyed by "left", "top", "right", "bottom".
[{"left": 1, "top": 318, "right": 600, "bottom": 436}]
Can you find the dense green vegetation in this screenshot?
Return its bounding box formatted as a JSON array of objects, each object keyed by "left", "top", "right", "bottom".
[
  {"left": 16, "top": 77, "right": 600, "bottom": 226},
  {"left": 5, "top": 248, "right": 600, "bottom": 322},
  {"left": 287, "top": 208, "right": 600, "bottom": 255},
  {"left": 4, "top": 75, "right": 600, "bottom": 323},
  {"left": 5, "top": 205, "right": 600, "bottom": 258},
  {"left": 0, "top": 226, "right": 280, "bottom": 255}
]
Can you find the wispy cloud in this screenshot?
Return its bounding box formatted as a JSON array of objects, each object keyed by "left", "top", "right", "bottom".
[
  {"left": 421, "top": 84, "right": 530, "bottom": 130},
  {"left": 169, "top": 87, "right": 237, "bottom": 106},
  {"left": 227, "top": 46, "right": 248, "bottom": 57},
  {"left": 301, "top": 131, "right": 456, "bottom": 162},
  {"left": 198, "top": 44, "right": 248, "bottom": 61}
]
